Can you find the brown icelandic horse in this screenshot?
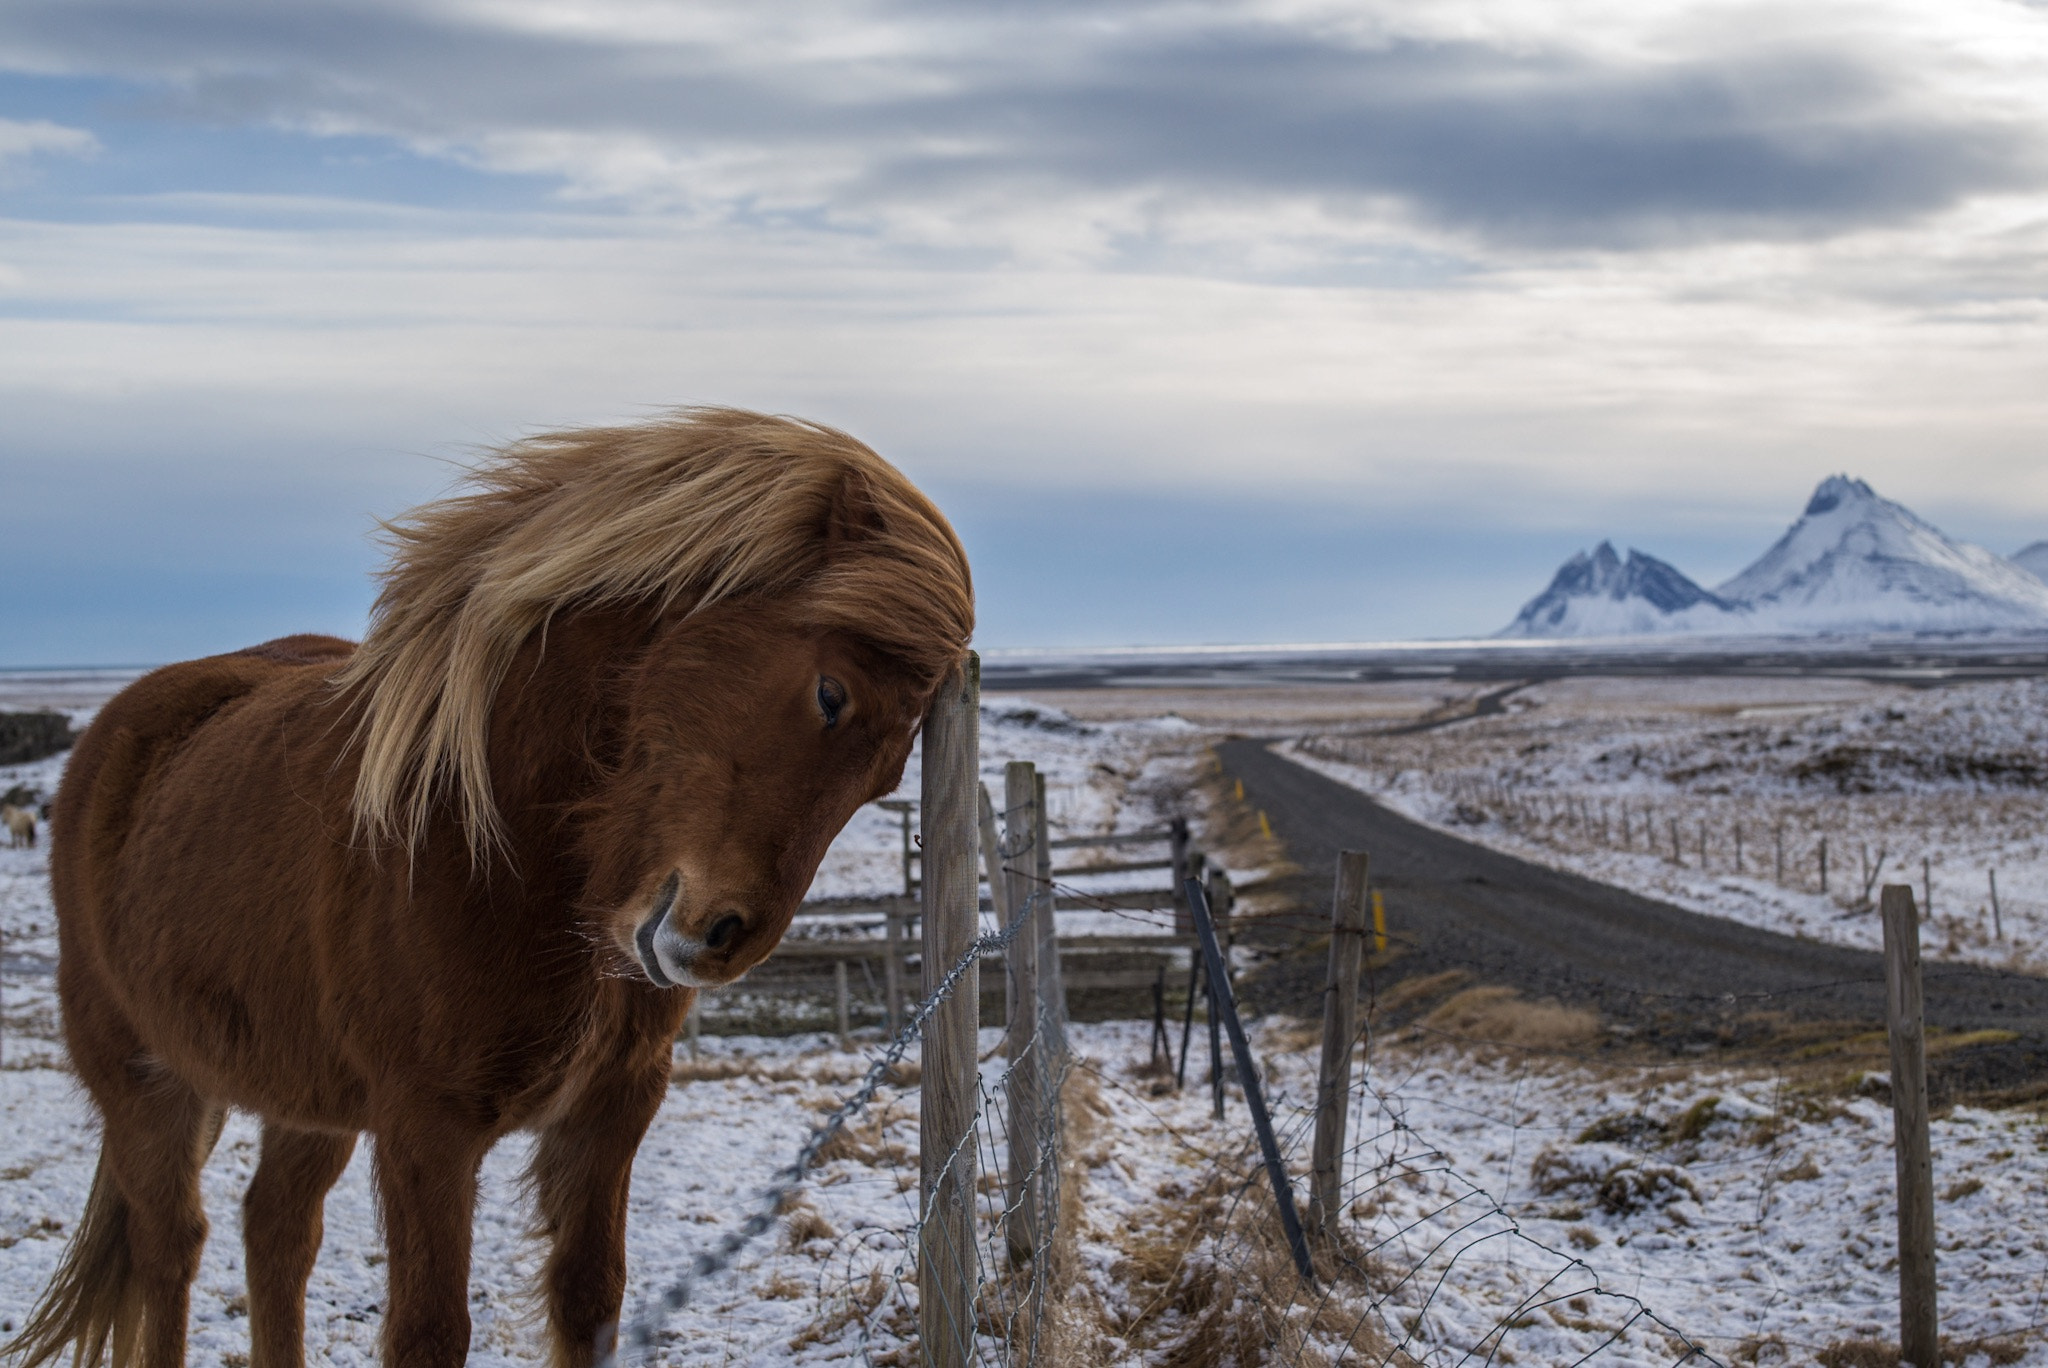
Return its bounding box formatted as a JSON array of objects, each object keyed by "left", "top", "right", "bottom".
[{"left": 7, "top": 409, "right": 973, "bottom": 1368}]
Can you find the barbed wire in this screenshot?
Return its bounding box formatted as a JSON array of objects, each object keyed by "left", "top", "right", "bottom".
[{"left": 604, "top": 885, "right": 1046, "bottom": 1367}]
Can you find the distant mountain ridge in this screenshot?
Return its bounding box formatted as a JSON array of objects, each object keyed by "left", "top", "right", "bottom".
[
  {"left": 1499, "top": 476, "right": 2048, "bottom": 638},
  {"left": 1502, "top": 543, "right": 1734, "bottom": 637}
]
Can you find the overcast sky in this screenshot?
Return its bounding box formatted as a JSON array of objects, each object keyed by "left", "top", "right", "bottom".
[{"left": 3, "top": 0, "right": 2047, "bottom": 663}]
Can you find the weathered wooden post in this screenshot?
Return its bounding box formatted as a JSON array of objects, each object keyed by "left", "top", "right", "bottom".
[
  {"left": 1990, "top": 869, "right": 2003, "bottom": 939},
  {"left": 1881, "top": 884, "right": 1938, "bottom": 1368},
  {"left": 1001, "top": 760, "right": 1042, "bottom": 1268},
  {"left": 834, "top": 960, "right": 851, "bottom": 1048},
  {"left": 978, "top": 783, "right": 1012, "bottom": 927},
  {"left": 878, "top": 798, "right": 918, "bottom": 897},
  {"left": 1819, "top": 835, "right": 1829, "bottom": 894},
  {"left": 1775, "top": 824, "right": 1785, "bottom": 885},
  {"left": 1033, "top": 770, "right": 1066, "bottom": 1061},
  {"left": 1169, "top": 816, "right": 1192, "bottom": 935},
  {"left": 883, "top": 900, "right": 905, "bottom": 1033},
  {"left": 1310, "top": 851, "right": 1370, "bottom": 1249},
  {"left": 1734, "top": 822, "right": 1743, "bottom": 873},
  {"left": 1922, "top": 856, "right": 1933, "bottom": 919},
  {"left": 919, "top": 654, "right": 980, "bottom": 1367}
]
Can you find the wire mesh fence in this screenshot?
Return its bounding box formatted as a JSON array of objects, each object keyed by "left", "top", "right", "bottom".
[
  {"left": 610, "top": 653, "right": 1078, "bottom": 1367},
  {"left": 1114, "top": 1023, "right": 1720, "bottom": 1367}
]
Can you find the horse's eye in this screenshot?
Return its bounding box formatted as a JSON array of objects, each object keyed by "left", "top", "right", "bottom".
[{"left": 817, "top": 677, "right": 847, "bottom": 728}]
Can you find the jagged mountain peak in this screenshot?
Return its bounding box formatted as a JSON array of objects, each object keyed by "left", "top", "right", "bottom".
[
  {"left": 1499, "top": 543, "right": 1732, "bottom": 638},
  {"left": 1803, "top": 474, "right": 1876, "bottom": 517},
  {"left": 1497, "top": 475, "right": 2048, "bottom": 638},
  {"left": 1713, "top": 475, "right": 2048, "bottom": 631}
]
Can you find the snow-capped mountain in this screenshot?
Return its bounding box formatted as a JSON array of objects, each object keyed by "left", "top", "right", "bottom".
[
  {"left": 1498, "top": 476, "right": 2048, "bottom": 638},
  {"left": 1498, "top": 542, "right": 1739, "bottom": 637},
  {"left": 1714, "top": 476, "right": 2048, "bottom": 633}
]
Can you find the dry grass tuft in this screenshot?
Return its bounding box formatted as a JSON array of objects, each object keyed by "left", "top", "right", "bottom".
[
  {"left": 787, "top": 1268, "right": 889, "bottom": 1352},
  {"left": 760, "top": 1271, "right": 810, "bottom": 1300},
  {"left": 1371, "top": 969, "right": 1471, "bottom": 1016},
  {"left": 669, "top": 1056, "right": 863, "bottom": 1086},
  {"left": 1815, "top": 1335, "right": 2024, "bottom": 1367},
  {"left": 1420, "top": 986, "right": 1599, "bottom": 1052},
  {"left": 779, "top": 1195, "right": 838, "bottom": 1249},
  {"left": 1107, "top": 1157, "right": 1406, "bottom": 1368},
  {"left": 814, "top": 1113, "right": 909, "bottom": 1167}
]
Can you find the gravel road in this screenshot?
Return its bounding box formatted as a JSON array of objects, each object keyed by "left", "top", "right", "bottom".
[{"left": 1220, "top": 737, "right": 2048, "bottom": 1087}]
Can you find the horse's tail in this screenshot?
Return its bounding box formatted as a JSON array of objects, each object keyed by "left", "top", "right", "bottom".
[{"left": 2, "top": 1151, "right": 140, "bottom": 1368}]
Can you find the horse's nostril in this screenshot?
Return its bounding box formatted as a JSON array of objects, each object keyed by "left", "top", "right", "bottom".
[{"left": 705, "top": 914, "right": 744, "bottom": 952}]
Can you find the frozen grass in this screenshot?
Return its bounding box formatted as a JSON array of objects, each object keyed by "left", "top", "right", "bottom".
[
  {"left": 1064, "top": 1017, "right": 2048, "bottom": 1367},
  {"left": 10, "top": 1015, "right": 2048, "bottom": 1363}
]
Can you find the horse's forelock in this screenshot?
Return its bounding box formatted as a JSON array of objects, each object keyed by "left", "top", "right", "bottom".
[{"left": 335, "top": 408, "right": 974, "bottom": 861}]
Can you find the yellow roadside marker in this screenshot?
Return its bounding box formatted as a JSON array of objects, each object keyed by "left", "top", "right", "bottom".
[
  {"left": 1372, "top": 889, "right": 1387, "bottom": 954},
  {"left": 1258, "top": 810, "right": 1273, "bottom": 839},
  {"left": 1234, "top": 778, "right": 1245, "bottom": 801}
]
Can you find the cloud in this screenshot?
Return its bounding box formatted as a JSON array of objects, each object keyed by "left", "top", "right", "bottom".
[
  {"left": 2, "top": 0, "right": 2044, "bottom": 256},
  {"left": 0, "top": 115, "right": 96, "bottom": 168}
]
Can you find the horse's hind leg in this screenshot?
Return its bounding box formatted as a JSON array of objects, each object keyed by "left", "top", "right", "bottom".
[
  {"left": 243, "top": 1122, "right": 356, "bottom": 1368},
  {"left": 92, "top": 1066, "right": 222, "bottom": 1368}
]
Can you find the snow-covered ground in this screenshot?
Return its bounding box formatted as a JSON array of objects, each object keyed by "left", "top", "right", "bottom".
[
  {"left": 10, "top": 668, "right": 2048, "bottom": 1363},
  {"left": 1288, "top": 675, "right": 2048, "bottom": 971},
  {"left": 1070, "top": 1018, "right": 2048, "bottom": 1367},
  {"left": 12, "top": 1018, "right": 2041, "bottom": 1365}
]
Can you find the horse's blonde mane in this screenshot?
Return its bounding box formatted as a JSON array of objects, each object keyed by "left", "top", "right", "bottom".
[{"left": 334, "top": 407, "right": 974, "bottom": 858}]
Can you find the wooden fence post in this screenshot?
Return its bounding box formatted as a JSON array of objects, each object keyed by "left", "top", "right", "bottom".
[
  {"left": 1170, "top": 816, "right": 1192, "bottom": 936},
  {"left": 1820, "top": 835, "right": 1829, "bottom": 894},
  {"left": 1002, "top": 760, "right": 1043, "bottom": 1268},
  {"left": 1310, "top": 851, "right": 1370, "bottom": 1249},
  {"left": 1033, "top": 770, "right": 1066, "bottom": 1061},
  {"left": 834, "top": 960, "right": 851, "bottom": 1048},
  {"left": 884, "top": 900, "right": 905, "bottom": 1032},
  {"left": 978, "top": 783, "right": 1012, "bottom": 927},
  {"left": 919, "top": 654, "right": 980, "bottom": 1368},
  {"left": 1990, "top": 869, "right": 2003, "bottom": 939},
  {"left": 1881, "top": 884, "right": 1938, "bottom": 1368}
]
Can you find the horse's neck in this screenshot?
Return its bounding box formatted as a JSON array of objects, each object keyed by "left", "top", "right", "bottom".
[{"left": 485, "top": 605, "right": 647, "bottom": 854}]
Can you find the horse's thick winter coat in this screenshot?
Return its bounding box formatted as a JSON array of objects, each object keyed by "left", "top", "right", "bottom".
[{"left": 6, "top": 409, "right": 973, "bottom": 1368}]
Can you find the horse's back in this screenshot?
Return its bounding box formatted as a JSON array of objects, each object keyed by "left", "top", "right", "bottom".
[{"left": 56, "top": 634, "right": 355, "bottom": 870}]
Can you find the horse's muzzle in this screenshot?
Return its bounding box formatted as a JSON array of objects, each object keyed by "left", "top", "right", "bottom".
[{"left": 634, "top": 872, "right": 693, "bottom": 988}]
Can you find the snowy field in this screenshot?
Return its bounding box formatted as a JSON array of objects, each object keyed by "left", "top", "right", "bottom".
[
  {"left": 9, "top": 1017, "right": 2048, "bottom": 1365},
  {"left": 10, "top": 667, "right": 2048, "bottom": 1363},
  {"left": 1288, "top": 675, "right": 2048, "bottom": 972}
]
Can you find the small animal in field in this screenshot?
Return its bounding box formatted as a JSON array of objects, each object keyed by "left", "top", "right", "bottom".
[
  {"left": 1, "top": 802, "right": 34, "bottom": 847},
  {"left": 5, "top": 408, "right": 974, "bottom": 1368}
]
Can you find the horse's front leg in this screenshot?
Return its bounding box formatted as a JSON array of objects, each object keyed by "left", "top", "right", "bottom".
[
  {"left": 531, "top": 1034, "right": 676, "bottom": 1368},
  {"left": 372, "top": 1109, "right": 490, "bottom": 1368}
]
